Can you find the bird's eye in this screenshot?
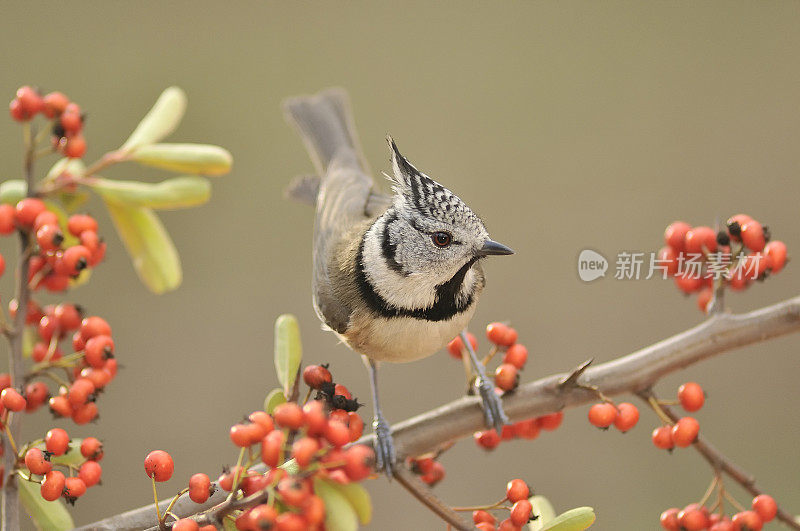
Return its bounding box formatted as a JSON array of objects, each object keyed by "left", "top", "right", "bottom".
[{"left": 432, "top": 231, "right": 452, "bottom": 248}]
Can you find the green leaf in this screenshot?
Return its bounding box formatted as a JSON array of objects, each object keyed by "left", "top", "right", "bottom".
[
  {"left": 46, "top": 157, "right": 86, "bottom": 179},
  {"left": 263, "top": 388, "right": 287, "bottom": 414},
  {"left": 104, "top": 200, "right": 182, "bottom": 294},
  {"left": 88, "top": 176, "right": 211, "bottom": 210},
  {"left": 313, "top": 478, "right": 358, "bottom": 531},
  {"left": 48, "top": 440, "right": 85, "bottom": 468},
  {"left": 529, "top": 495, "right": 558, "bottom": 530},
  {"left": 274, "top": 314, "right": 302, "bottom": 399},
  {"left": 279, "top": 458, "right": 299, "bottom": 476},
  {"left": 22, "top": 327, "right": 36, "bottom": 358},
  {"left": 130, "top": 144, "right": 232, "bottom": 176},
  {"left": 0, "top": 179, "right": 26, "bottom": 204},
  {"left": 335, "top": 482, "right": 372, "bottom": 525},
  {"left": 222, "top": 516, "right": 238, "bottom": 531},
  {"left": 539, "top": 507, "right": 595, "bottom": 531},
  {"left": 121, "top": 87, "right": 187, "bottom": 151},
  {"left": 19, "top": 478, "right": 74, "bottom": 530}
]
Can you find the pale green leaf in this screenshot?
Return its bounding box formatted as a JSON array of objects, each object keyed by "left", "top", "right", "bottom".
[
  {"left": 46, "top": 158, "right": 86, "bottom": 179},
  {"left": 88, "top": 176, "right": 211, "bottom": 210},
  {"left": 264, "top": 388, "right": 287, "bottom": 414},
  {"left": 0, "top": 179, "right": 26, "bottom": 204},
  {"left": 222, "top": 516, "right": 238, "bottom": 531},
  {"left": 279, "top": 458, "right": 299, "bottom": 476},
  {"left": 274, "top": 314, "right": 302, "bottom": 398},
  {"left": 22, "top": 327, "right": 36, "bottom": 358},
  {"left": 529, "top": 495, "right": 558, "bottom": 530},
  {"left": 121, "top": 87, "right": 187, "bottom": 151},
  {"left": 540, "top": 507, "right": 596, "bottom": 531},
  {"left": 19, "top": 478, "right": 74, "bottom": 530},
  {"left": 314, "top": 478, "right": 358, "bottom": 531},
  {"left": 104, "top": 200, "right": 182, "bottom": 294},
  {"left": 130, "top": 144, "right": 232, "bottom": 176},
  {"left": 335, "top": 481, "right": 372, "bottom": 525}
]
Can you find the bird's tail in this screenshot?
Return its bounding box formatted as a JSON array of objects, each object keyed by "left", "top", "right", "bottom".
[{"left": 283, "top": 88, "right": 369, "bottom": 175}]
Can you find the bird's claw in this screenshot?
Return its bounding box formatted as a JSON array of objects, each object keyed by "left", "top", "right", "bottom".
[
  {"left": 372, "top": 414, "right": 396, "bottom": 477},
  {"left": 476, "top": 377, "right": 509, "bottom": 432}
]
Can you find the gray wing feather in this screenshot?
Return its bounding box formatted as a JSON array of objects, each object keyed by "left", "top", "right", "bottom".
[
  {"left": 285, "top": 174, "right": 391, "bottom": 216},
  {"left": 283, "top": 88, "right": 375, "bottom": 333}
]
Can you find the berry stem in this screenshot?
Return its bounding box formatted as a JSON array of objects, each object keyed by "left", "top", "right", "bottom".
[
  {"left": 645, "top": 395, "right": 674, "bottom": 426},
  {"left": 452, "top": 496, "right": 509, "bottom": 512},
  {"left": 481, "top": 345, "right": 499, "bottom": 367},
  {"left": 151, "top": 475, "right": 162, "bottom": 524},
  {"left": 163, "top": 488, "right": 189, "bottom": 521},
  {"left": 697, "top": 473, "right": 719, "bottom": 507}
]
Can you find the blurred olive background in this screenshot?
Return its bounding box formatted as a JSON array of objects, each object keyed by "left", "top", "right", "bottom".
[{"left": 2, "top": 2, "right": 800, "bottom": 529}]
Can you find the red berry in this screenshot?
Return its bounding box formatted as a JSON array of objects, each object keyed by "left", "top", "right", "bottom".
[
  {"left": 172, "top": 520, "right": 199, "bottom": 531},
  {"left": 24, "top": 448, "right": 52, "bottom": 475},
  {"left": 16, "top": 86, "right": 44, "bottom": 115},
  {"left": 731, "top": 510, "right": 763, "bottom": 531},
  {"left": 475, "top": 523, "right": 496, "bottom": 531},
  {"left": 67, "top": 214, "right": 98, "bottom": 237},
  {"left": 144, "top": 450, "right": 174, "bottom": 482},
  {"left": 325, "top": 420, "right": 351, "bottom": 448},
  {"left": 33, "top": 210, "right": 59, "bottom": 232},
  {"left": 80, "top": 316, "right": 111, "bottom": 339},
  {"left": 229, "top": 423, "right": 258, "bottom": 448},
  {"left": 275, "top": 512, "right": 308, "bottom": 531},
  {"left": 84, "top": 335, "right": 114, "bottom": 369},
  {"left": 657, "top": 246, "right": 680, "bottom": 277},
  {"left": 660, "top": 508, "right": 680, "bottom": 530},
  {"left": 42, "top": 92, "right": 69, "bottom": 118},
  {"left": 512, "top": 418, "right": 540, "bottom": 440},
  {"left": 24, "top": 381, "right": 49, "bottom": 411},
  {"left": 59, "top": 245, "right": 91, "bottom": 276},
  {"left": 740, "top": 221, "right": 766, "bottom": 252},
  {"left": 40, "top": 470, "right": 65, "bottom": 501},
  {"left": 587, "top": 402, "right": 618, "bottom": 428},
  {"left": 67, "top": 378, "right": 95, "bottom": 407},
  {"left": 64, "top": 135, "right": 87, "bottom": 159},
  {"left": 503, "top": 344, "right": 528, "bottom": 369},
  {"left": 651, "top": 426, "right": 674, "bottom": 450},
  {"left": 272, "top": 402, "right": 304, "bottom": 430},
  {"left": 9, "top": 99, "right": 27, "bottom": 121},
  {"left": 343, "top": 444, "right": 375, "bottom": 481},
  {"left": 537, "top": 411, "right": 564, "bottom": 431},
  {"left": 1, "top": 388, "right": 26, "bottom": 412},
  {"left": 685, "top": 226, "right": 717, "bottom": 254},
  {"left": 678, "top": 382, "right": 705, "bottom": 412},
  {"left": 613, "top": 402, "right": 639, "bottom": 432},
  {"left": 276, "top": 477, "right": 311, "bottom": 507},
  {"left": 494, "top": 363, "right": 519, "bottom": 391},
  {"left": 447, "top": 332, "right": 477, "bottom": 359},
  {"left": 506, "top": 478, "right": 530, "bottom": 502},
  {"left": 291, "top": 436, "right": 320, "bottom": 468},
  {"left": 188, "top": 473, "right": 212, "bottom": 503},
  {"left": 36, "top": 224, "right": 64, "bottom": 252},
  {"left": 751, "top": 494, "right": 777, "bottom": 522},
  {"left": 665, "top": 221, "right": 691, "bottom": 253},
  {"left": 14, "top": 198, "right": 47, "bottom": 229},
  {"left": 72, "top": 401, "right": 98, "bottom": 424},
  {"left": 80, "top": 437, "right": 104, "bottom": 461},
  {"left": 248, "top": 410, "right": 274, "bottom": 434},
  {"left": 348, "top": 411, "right": 364, "bottom": 442},
  {"left": 54, "top": 303, "right": 83, "bottom": 331},
  {"left": 672, "top": 417, "right": 700, "bottom": 447},
  {"left": 420, "top": 460, "right": 445, "bottom": 486},
  {"left": 60, "top": 103, "right": 83, "bottom": 134},
  {"left": 697, "top": 286, "right": 713, "bottom": 313},
  {"left": 48, "top": 396, "right": 72, "bottom": 418},
  {"left": 0, "top": 204, "right": 15, "bottom": 234},
  {"left": 510, "top": 500, "right": 533, "bottom": 526},
  {"left": 302, "top": 364, "right": 332, "bottom": 389},
  {"left": 674, "top": 271, "right": 703, "bottom": 294},
  {"left": 497, "top": 518, "right": 522, "bottom": 531},
  {"left": 678, "top": 506, "right": 709, "bottom": 530},
  {"left": 333, "top": 383, "right": 352, "bottom": 400},
  {"left": 474, "top": 510, "right": 497, "bottom": 525},
  {"left": 78, "top": 460, "right": 102, "bottom": 487},
  {"left": 764, "top": 240, "right": 787, "bottom": 273},
  {"left": 63, "top": 477, "right": 87, "bottom": 499},
  {"left": 302, "top": 401, "right": 327, "bottom": 436},
  {"left": 247, "top": 504, "right": 278, "bottom": 529},
  {"left": 260, "top": 430, "right": 285, "bottom": 467},
  {"left": 474, "top": 429, "right": 501, "bottom": 450},
  {"left": 486, "top": 322, "right": 516, "bottom": 347}
]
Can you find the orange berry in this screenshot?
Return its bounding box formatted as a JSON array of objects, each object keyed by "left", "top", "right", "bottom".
[
  {"left": 80, "top": 437, "right": 104, "bottom": 461},
  {"left": 420, "top": 460, "right": 445, "bottom": 486},
  {"left": 512, "top": 418, "right": 540, "bottom": 439},
  {"left": 665, "top": 221, "right": 691, "bottom": 253},
  {"left": 674, "top": 271, "right": 703, "bottom": 294},
  {"left": 685, "top": 226, "right": 717, "bottom": 254},
  {"left": 291, "top": 436, "right": 320, "bottom": 468},
  {"left": 697, "top": 286, "right": 713, "bottom": 313},
  {"left": 612, "top": 402, "right": 639, "bottom": 432},
  {"left": 474, "top": 510, "right": 496, "bottom": 525},
  {"left": 671, "top": 417, "right": 700, "bottom": 447},
  {"left": 447, "top": 332, "right": 477, "bottom": 359},
  {"left": 506, "top": 478, "right": 530, "bottom": 502},
  {"left": 587, "top": 402, "right": 617, "bottom": 428},
  {"left": 651, "top": 425, "right": 674, "bottom": 450},
  {"left": 67, "top": 214, "right": 98, "bottom": 236},
  {"left": 503, "top": 344, "right": 528, "bottom": 369},
  {"left": 273, "top": 402, "right": 304, "bottom": 430},
  {"left": 678, "top": 382, "right": 705, "bottom": 412},
  {"left": 1, "top": 388, "right": 26, "bottom": 412},
  {"left": 78, "top": 460, "right": 102, "bottom": 487},
  {"left": 764, "top": 240, "right": 787, "bottom": 273},
  {"left": 657, "top": 246, "right": 680, "bottom": 276},
  {"left": 0, "top": 204, "right": 15, "bottom": 234},
  {"left": 24, "top": 448, "right": 52, "bottom": 475},
  {"left": 510, "top": 500, "right": 533, "bottom": 526},
  {"left": 172, "top": 520, "right": 199, "bottom": 531},
  {"left": 144, "top": 450, "right": 174, "bottom": 482},
  {"left": 60, "top": 103, "right": 82, "bottom": 134},
  {"left": 537, "top": 411, "right": 564, "bottom": 431},
  {"left": 188, "top": 473, "right": 212, "bottom": 504},
  {"left": 63, "top": 477, "right": 87, "bottom": 499},
  {"left": 40, "top": 470, "right": 65, "bottom": 501},
  {"left": 751, "top": 494, "right": 777, "bottom": 522},
  {"left": 64, "top": 134, "right": 87, "bottom": 159},
  {"left": 660, "top": 508, "right": 680, "bottom": 530},
  {"left": 740, "top": 221, "right": 766, "bottom": 252},
  {"left": 474, "top": 429, "right": 501, "bottom": 450},
  {"left": 731, "top": 510, "right": 763, "bottom": 531},
  {"left": 343, "top": 444, "right": 375, "bottom": 481},
  {"left": 42, "top": 92, "right": 69, "bottom": 118},
  {"left": 678, "top": 506, "right": 709, "bottom": 530},
  {"left": 14, "top": 198, "right": 47, "bottom": 229},
  {"left": 486, "top": 322, "right": 515, "bottom": 347},
  {"left": 494, "top": 363, "right": 519, "bottom": 391}
]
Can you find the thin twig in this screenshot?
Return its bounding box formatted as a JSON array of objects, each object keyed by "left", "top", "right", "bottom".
[{"left": 394, "top": 467, "right": 472, "bottom": 531}]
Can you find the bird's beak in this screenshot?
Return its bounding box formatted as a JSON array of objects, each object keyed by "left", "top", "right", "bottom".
[{"left": 476, "top": 239, "right": 514, "bottom": 257}]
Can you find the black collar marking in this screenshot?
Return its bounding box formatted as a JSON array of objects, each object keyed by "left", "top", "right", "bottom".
[
  {"left": 356, "top": 229, "right": 476, "bottom": 322},
  {"left": 380, "top": 210, "right": 407, "bottom": 276}
]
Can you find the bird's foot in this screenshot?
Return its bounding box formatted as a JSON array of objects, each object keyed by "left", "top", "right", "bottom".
[
  {"left": 372, "top": 414, "right": 397, "bottom": 478},
  {"left": 475, "top": 376, "right": 509, "bottom": 433}
]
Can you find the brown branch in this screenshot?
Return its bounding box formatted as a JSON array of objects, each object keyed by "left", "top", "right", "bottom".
[
  {"left": 2, "top": 124, "right": 37, "bottom": 531},
  {"left": 639, "top": 390, "right": 800, "bottom": 530},
  {"left": 394, "top": 467, "right": 472, "bottom": 530},
  {"left": 75, "top": 294, "right": 800, "bottom": 530}
]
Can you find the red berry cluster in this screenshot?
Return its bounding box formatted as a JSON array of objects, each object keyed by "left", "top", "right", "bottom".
[
  {"left": 470, "top": 479, "right": 536, "bottom": 531},
  {"left": 660, "top": 493, "right": 777, "bottom": 530},
  {"left": 448, "top": 322, "right": 526, "bottom": 392},
  {"left": 474, "top": 411, "right": 564, "bottom": 452},
  {"left": 587, "top": 401, "right": 640, "bottom": 432},
  {"left": 650, "top": 382, "right": 705, "bottom": 451},
  {"left": 18, "top": 429, "right": 104, "bottom": 505},
  {"left": 0, "top": 203, "right": 106, "bottom": 292},
  {"left": 150, "top": 364, "right": 375, "bottom": 531},
  {"left": 661, "top": 216, "right": 788, "bottom": 313},
  {"left": 9, "top": 86, "right": 87, "bottom": 158}
]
